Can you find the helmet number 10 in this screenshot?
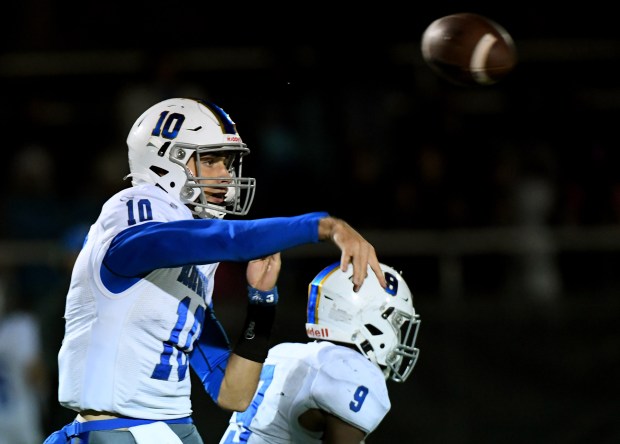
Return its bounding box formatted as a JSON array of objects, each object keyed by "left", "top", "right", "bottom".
[{"left": 152, "top": 111, "right": 185, "bottom": 140}]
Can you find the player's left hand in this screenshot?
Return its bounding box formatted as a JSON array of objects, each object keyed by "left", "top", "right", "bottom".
[{"left": 246, "top": 252, "right": 281, "bottom": 291}]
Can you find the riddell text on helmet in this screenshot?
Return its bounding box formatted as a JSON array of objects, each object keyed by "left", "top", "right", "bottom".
[{"left": 307, "top": 327, "right": 329, "bottom": 338}]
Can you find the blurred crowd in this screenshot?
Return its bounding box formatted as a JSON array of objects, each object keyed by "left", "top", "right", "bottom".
[{"left": 1, "top": 34, "right": 620, "bottom": 441}]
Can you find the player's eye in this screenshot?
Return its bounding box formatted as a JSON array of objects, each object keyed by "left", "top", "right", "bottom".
[{"left": 201, "top": 155, "right": 225, "bottom": 167}]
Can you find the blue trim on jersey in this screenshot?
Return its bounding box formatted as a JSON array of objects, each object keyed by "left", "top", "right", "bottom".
[
  {"left": 46, "top": 417, "right": 193, "bottom": 443},
  {"left": 100, "top": 263, "right": 141, "bottom": 293},
  {"left": 188, "top": 305, "right": 232, "bottom": 402},
  {"left": 102, "top": 212, "right": 327, "bottom": 293},
  {"left": 307, "top": 262, "right": 340, "bottom": 324},
  {"left": 221, "top": 364, "right": 276, "bottom": 443}
]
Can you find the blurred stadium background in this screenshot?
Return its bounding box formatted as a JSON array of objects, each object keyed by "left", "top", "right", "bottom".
[{"left": 1, "top": 2, "right": 619, "bottom": 443}]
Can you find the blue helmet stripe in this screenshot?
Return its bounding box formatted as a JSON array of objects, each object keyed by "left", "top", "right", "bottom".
[
  {"left": 307, "top": 262, "right": 340, "bottom": 324},
  {"left": 200, "top": 100, "right": 237, "bottom": 135}
]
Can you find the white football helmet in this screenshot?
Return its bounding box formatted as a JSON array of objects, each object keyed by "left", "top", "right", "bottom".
[
  {"left": 306, "top": 262, "right": 421, "bottom": 383},
  {"left": 126, "top": 97, "right": 255, "bottom": 219}
]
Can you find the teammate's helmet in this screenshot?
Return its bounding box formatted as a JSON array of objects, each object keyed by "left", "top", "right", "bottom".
[
  {"left": 126, "top": 97, "right": 255, "bottom": 219},
  {"left": 306, "top": 262, "right": 421, "bottom": 383}
]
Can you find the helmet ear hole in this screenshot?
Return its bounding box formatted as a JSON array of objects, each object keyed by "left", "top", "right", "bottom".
[
  {"left": 149, "top": 166, "right": 169, "bottom": 177},
  {"left": 364, "top": 324, "right": 383, "bottom": 336}
]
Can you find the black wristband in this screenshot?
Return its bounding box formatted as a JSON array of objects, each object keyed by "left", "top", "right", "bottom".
[{"left": 233, "top": 303, "right": 276, "bottom": 363}]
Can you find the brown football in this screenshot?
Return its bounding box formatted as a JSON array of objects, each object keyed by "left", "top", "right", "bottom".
[{"left": 421, "top": 12, "right": 517, "bottom": 86}]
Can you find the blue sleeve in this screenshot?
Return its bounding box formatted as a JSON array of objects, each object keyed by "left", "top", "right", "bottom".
[
  {"left": 189, "top": 306, "right": 232, "bottom": 403},
  {"left": 104, "top": 212, "right": 328, "bottom": 276}
]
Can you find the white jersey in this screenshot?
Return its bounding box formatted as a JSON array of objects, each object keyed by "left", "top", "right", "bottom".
[
  {"left": 220, "top": 341, "right": 390, "bottom": 443},
  {"left": 0, "top": 312, "right": 45, "bottom": 444},
  {"left": 58, "top": 184, "right": 217, "bottom": 419}
]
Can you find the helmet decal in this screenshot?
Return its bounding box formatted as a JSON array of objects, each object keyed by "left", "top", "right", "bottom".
[
  {"left": 384, "top": 271, "right": 399, "bottom": 296},
  {"left": 196, "top": 99, "right": 237, "bottom": 135},
  {"left": 307, "top": 261, "right": 340, "bottom": 324},
  {"left": 151, "top": 111, "right": 185, "bottom": 139}
]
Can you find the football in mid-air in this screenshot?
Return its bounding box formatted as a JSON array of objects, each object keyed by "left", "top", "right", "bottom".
[{"left": 421, "top": 12, "right": 517, "bottom": 86}]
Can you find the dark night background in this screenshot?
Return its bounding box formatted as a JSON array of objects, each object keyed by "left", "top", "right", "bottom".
[{"left": 0, "top": 2, "right": 619, "bottom": 443}]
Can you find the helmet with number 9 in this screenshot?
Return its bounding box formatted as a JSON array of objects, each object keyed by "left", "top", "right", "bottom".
[
  {"left": 126, "top": 97, "right": 256, "bottom": 219},
  {"left": 306, "top": 262, "right": 421, "bottom": 383}
]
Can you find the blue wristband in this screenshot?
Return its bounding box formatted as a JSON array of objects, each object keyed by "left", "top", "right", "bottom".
[{"left": 247, "top": 286, "right": 278, "bottom": 305}]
